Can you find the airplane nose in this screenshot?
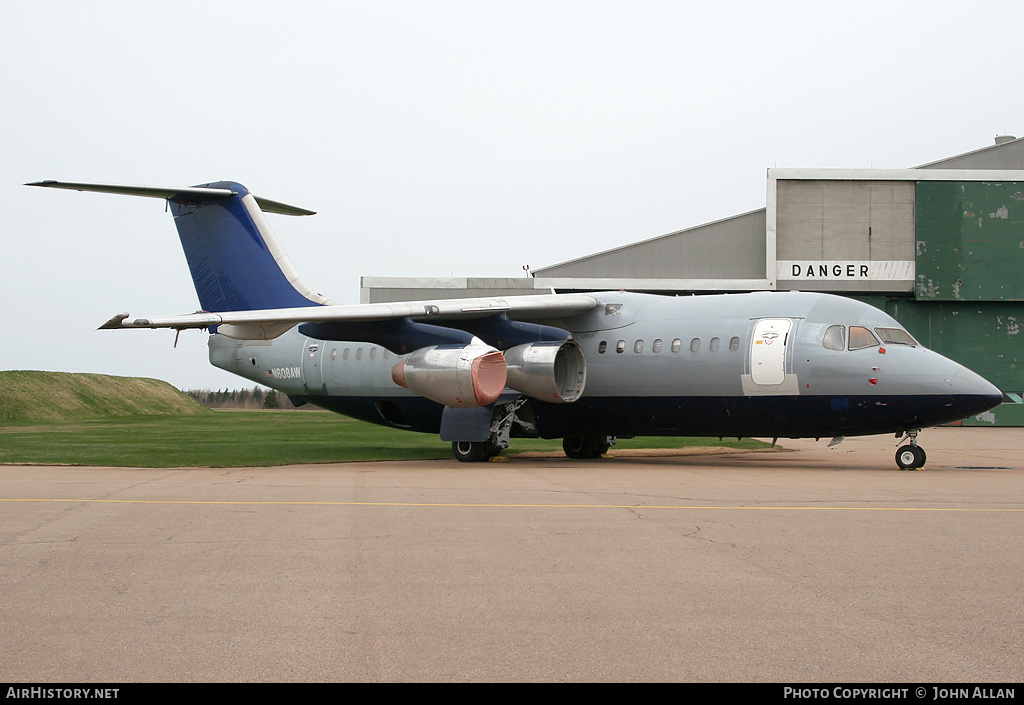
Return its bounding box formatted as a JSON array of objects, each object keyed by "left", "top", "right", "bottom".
[{"left": 951, "top": 366, "right": 1003, "bottom": 418}]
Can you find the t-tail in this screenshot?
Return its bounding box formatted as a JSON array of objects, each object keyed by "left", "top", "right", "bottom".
[{"left": 26, "top": 180, "right": 331, "bottom": 312}]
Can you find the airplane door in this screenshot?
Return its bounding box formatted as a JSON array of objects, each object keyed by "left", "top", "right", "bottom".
[
  {"left": 301, "top": 338, "right": 326, "bottom": 393},
  {"left": 750, "top": 318, "right": 791, "bottom": 385},
  {"left": 232, "top": 340, "right": 247, "bottom": 374}
]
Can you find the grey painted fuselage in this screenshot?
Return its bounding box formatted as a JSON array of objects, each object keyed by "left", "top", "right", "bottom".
[{"left": 211, "top": 290, "right": 999, "bottom": 440}]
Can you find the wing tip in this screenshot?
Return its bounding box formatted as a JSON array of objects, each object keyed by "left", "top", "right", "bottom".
[{"left": 98, "top": 313, "right": 130, "bottom": 330}]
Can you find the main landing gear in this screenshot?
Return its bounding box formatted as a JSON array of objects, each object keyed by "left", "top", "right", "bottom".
[
  {"left": 451, "top": 440, "right": 500, "bottom": 463},
  {"left": 450, "top": 398, "right": 528, "bottom": 463},
  {"left": 895, "top": 429, "right": 927, "bottom": 470},
  {"left": 452, "top": 433, "right": 619, "bottom": 462},
  {"left": 562, "top": 433, "right": 616, "bottom": 459},
  {"left": 449, "top": 397, "right": 619, "bottom": 463}
]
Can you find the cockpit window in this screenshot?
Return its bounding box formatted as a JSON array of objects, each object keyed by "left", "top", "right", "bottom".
[
  {"left": 822, "top": 325, "right": 845, "bottom": 351},
  {"left": 848, "top": 326, "right": 879, "bottom": 350},
  {"left": 874, "top": 327, "right": 918, "bottom": 346}
]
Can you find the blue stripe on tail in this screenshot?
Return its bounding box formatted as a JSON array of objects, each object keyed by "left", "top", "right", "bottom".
[{"left": 170, "top": 181, "right": 322, "bottom": 312}]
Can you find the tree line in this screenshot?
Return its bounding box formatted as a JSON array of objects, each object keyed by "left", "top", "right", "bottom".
[{"left": 183, "top": 386, "right": 307, "bottom": 410}]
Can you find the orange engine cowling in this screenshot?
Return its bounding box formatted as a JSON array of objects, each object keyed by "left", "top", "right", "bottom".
[{"left": 391, "top": 344, "right": 507, "bottom": 408}]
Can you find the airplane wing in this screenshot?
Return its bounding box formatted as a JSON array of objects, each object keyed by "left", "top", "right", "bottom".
[{"left": 99, "top": 293, "right": 601, "bottom": 340}]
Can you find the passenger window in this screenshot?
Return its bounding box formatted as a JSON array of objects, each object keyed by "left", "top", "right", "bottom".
[
  {"left": 598, "top": 341, "right": 607, "bottom": 354},
  {"left": 330, "top": 348, "right": 337, "bottom": 361},
  {"left": 370, "top": 347, "right": 377, "bottom": 360},
  {"left": 730, "top": 337, "right": 740, "bottom": 352},
  {"left": 822, "top": 325, "right": 846, "bottom": 351},
  {"left": 709, "top": 337, "right": 720, "bottom": 352},
  {"left": 848, "top": 326, "right": 879, "bottom": 350},
  {"left": 356, "top": 348, "right": 363, "bottom": 361},
  {"left": 671, "top": 338, "right": 682, "bottom": 353},
  {"left": 634, "top": 340, "right": 644, "bottom": 353},
  {"left": 343, "top": 348, "right": 350, "bottom": 361},
  {"left": 690, "top": 338, "right": 700, "bottom": 352},
  {"left": 652, "top": 339, "right": 662, "bottom": 353},
  {"left": 616, "top": 340, "right": 626, "bottom": 354}
]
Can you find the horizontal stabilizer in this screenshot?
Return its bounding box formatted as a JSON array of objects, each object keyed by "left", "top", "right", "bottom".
[{"left": 25, "top": 180, "right": 315, "bottom": 216}]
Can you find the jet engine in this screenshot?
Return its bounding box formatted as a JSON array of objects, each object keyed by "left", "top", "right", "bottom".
[
  {"left": 391, "top": 344, "right": 507, "bottom": 408},
  {"left": 504, "top": 341, "right": 586, "bottom": 403}
]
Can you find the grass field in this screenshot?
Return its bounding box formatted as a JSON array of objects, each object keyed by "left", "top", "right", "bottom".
[{"left": 0, "top": 410, "right": 769, "bottom": 467}]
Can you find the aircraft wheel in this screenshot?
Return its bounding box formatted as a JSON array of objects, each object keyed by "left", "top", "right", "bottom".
[
  {"left": 452, "top": 441, "right": 494, "bottom": 463},
  {"left": 563, "top": 434, "right": 602, "bottom": 459},
  {"left": 895, "top": 444, "right": 926, "bottom": 470}
]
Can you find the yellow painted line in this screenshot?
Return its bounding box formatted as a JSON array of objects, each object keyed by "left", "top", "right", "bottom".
[{"left": 0, "top": 498, "right": 1021, "bottom": 511}]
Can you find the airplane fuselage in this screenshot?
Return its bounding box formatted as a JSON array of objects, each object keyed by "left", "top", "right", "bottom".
[{"left": 210, "top": 290, "right": 999, "bottom": 441}]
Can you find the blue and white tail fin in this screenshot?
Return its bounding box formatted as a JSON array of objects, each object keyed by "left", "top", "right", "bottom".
[
  {"left": 26, "top": 180, "right": 331, "bottom": 312},
  {"left": 170, "top": 181, "right": 330, "bottom": 312}
]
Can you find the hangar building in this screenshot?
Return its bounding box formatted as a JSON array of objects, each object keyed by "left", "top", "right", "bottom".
[{"left": 362, "top": 136, "right": 1024, "bottom": 425}]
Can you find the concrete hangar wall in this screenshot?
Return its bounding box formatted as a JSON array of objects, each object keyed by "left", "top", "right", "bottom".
[{"left": 362, "top": 136, "right": 1024, "bottom": 425}]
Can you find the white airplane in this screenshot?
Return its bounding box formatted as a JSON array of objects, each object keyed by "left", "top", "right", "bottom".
[{"left": 29, "top": 180, "right": 1003, "bottom": 468}]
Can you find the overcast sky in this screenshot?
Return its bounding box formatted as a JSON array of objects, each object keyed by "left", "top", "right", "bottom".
[{"left": 3, "top": 0, "right": 1022, "bottom": 390}]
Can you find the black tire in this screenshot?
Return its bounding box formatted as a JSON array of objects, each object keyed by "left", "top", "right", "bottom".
[
  {"left": 452, "top": 441, "right": 493, "bottom": 463},
  {"left": 895, "top": 444, "right": 926, "bottom": 470},
  {"left": 563, "top": 435, "right": 598, "bottom": 459}
]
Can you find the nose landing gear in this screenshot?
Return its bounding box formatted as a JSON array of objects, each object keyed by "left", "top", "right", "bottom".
[{"left": 895, "top": 430, "right": 927, "bottom": 470}]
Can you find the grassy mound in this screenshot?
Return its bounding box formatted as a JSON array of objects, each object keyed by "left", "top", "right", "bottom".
[{"left": 0, "top": 370, "right": 210, "bottom": 423}]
